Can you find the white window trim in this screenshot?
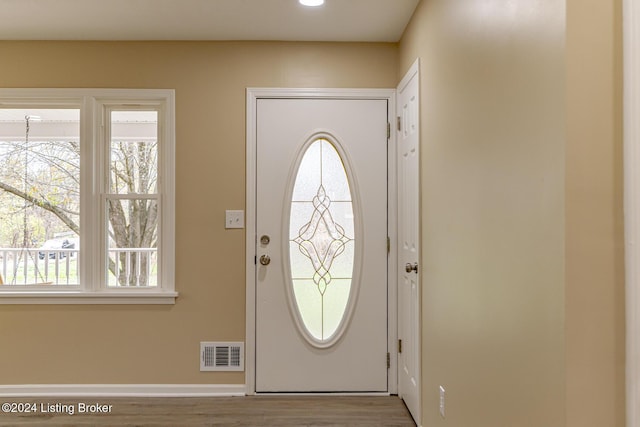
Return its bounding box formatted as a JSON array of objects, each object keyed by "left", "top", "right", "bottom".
[{"left": 0, "top": 88, "right": 176, "bottom": 304}]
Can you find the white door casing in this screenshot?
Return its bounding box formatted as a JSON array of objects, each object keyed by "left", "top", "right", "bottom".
[
  {"left": 397, "top": 59, "right": 421, "bottom": 423},
  {"left": 624, "top": 1, "right": 640, "bottom": 425},
  {"left": 246, "top": 89, "right": 397, "bottom": 394}
]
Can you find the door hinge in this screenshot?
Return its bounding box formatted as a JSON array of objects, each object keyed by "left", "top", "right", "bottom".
[
  {"left": 397, "top": 116, "right": 402, "bottom": 132},
  {"left": 398, "top": 339, "right": 403, "bottom": 353},
  {"left": 387, "top": 236, "right": 391, "bottom": 254},
  {"left": 387, "top": 122, "right": 391, "bottom": 139},
  {"left": 387, "top": 352, "right": 391, "bottom": 369}
]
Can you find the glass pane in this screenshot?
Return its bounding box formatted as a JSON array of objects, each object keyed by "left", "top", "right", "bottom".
[
  {"left": 107, "top": 198, "right": 158, "bottom": 287},
  {"left": 292, "top": 141, "right": 321, "bottom": 202},
  {"left": 110, "top": 111, "right": 158, "bottom": 195},
  {"left": 321, "top": 140, "right": 351, "bottom": 201},
  {"left": 289, "top": 139, "right": 355, "bottom": 342},
  {"left": 0, "top": 109, "right": 80, "bottom": 286},
  {"left": 292, "top": 279, "right": 323, "bottom": 339},
  {"left": 321, "top": 279, "right": 351, "bottom": 339}
]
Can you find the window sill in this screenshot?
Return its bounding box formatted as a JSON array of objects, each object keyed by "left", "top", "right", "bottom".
[{"left": 0, "top": 290, "right": 178, "bottom": 305}]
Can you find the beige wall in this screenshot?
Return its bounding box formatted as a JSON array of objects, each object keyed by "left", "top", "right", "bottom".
[
  {"left": 399, "top": 1, "right": 566, "bottom": 426},
  {"left": 0, "top": 41, "right": 398, "bottom": 384},
  {"left": 400, "top": 0, "right": 624, "bottom": 425}
]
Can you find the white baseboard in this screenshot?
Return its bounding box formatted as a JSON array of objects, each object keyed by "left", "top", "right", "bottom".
[
  {"left": 0, "top": 384, "right": 246, "bottom": 397},
  {"left": 254, "top": 392, "right": 391, "bottom": 397}
]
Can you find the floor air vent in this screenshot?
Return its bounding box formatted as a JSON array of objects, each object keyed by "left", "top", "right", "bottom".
[{"left": 200, "top": 342, "right": 244, "bottom": 371}]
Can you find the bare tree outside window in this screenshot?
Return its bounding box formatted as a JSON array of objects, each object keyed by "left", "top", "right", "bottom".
[
  {"left": 0, "top": 109, "right": 159, "bottom": 287},
  {"left": 107, "top": 111, "right": 159, "bottom": 286}
]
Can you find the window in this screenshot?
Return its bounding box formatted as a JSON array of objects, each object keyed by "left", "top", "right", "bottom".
[
  {"left": 0, "top": 89, "right": 176, "bottom": 304},
  {"left": 288, "top": 138, "right": 356, "bottom": 344}
]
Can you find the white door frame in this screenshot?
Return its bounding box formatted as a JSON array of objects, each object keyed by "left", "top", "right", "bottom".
[
  {"left": 624, "top": 1, "right": 640, "bottom": 425},
  {"left": 245, "top": 88, "right": 397, "bottom": 395}
]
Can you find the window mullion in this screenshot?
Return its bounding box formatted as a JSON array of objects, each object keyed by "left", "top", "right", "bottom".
[
  {"left": 80, "top": 96, "right": 94, "bottom": 291},
  {"left": 93, "top": 100, "right": 111, "bottom": 291}
]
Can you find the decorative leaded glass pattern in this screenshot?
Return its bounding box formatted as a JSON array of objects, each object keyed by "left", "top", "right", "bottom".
[
  {"left": 289, "top": 139, "right": 355, "bottom": 342},
  {"left": 292, "top": 185, "right": 351, "bottom": 294}
]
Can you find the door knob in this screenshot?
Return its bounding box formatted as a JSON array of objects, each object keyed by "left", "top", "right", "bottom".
[
  {"left": 405, "top": 262, "right": 418, "bottom": 273},
  {"left": 260, "top": 255, "right": 271, "bottom": 266}
]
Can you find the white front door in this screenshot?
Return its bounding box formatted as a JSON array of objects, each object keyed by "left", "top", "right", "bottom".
[
  {"left": 397, "top": 60, "right": 421, "bottom": 422},
  {"left": 255, "top": 97, "right": 389, "bottom": 392}
]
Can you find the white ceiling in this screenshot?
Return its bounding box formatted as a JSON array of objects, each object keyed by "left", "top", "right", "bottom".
[{"left": 0, "top": 0, "right": 420, "bottom": 42}]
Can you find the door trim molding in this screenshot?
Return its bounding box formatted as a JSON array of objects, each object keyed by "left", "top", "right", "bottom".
[
  {"left": 245, "top": 88, "right": 397, "bottom": 395},
  {"left": 624, "top": 0, "right": 640, "bottom": 425}
]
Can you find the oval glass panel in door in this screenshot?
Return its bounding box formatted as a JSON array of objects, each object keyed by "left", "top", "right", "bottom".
[{"left": 289, "top": 138, "right": 356, "bottom": 345}]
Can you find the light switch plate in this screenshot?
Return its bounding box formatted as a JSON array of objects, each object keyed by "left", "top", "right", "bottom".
[{"left": 225, "top": 210, "right": 244, "bottom": 229}]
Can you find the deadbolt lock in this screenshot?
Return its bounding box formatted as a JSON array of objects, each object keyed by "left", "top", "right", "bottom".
[{"left": 260, "top": 235, "right": 271, "bottom": 245}]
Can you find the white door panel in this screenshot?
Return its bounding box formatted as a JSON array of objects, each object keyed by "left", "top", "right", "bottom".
[
  {"left": 397, "top": 60, "right": 421, "bottom": 422},
  {"left": 255, "top": 98, "right": 388, "bottom": 392}
]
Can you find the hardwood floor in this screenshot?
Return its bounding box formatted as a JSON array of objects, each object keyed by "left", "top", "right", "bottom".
[{"left": 0, "top": 396, "right": 417, "bottom": 426}]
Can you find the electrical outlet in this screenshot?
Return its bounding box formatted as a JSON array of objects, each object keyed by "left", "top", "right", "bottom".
[{"left": 439, "top": 385, "right": 445, "bottom": 418}]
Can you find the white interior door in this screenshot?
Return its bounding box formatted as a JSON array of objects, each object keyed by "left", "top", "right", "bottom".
[
  {"left": 255, "top": 98, "right": 388, "bottom": 392},
  {"left": 397, "top": 60, "right": 421, "bottom": 422}
]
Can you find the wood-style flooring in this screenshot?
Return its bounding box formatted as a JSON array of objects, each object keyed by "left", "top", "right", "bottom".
[{"left": 0, "top": 396, "right": 417, "bottom": 426}]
